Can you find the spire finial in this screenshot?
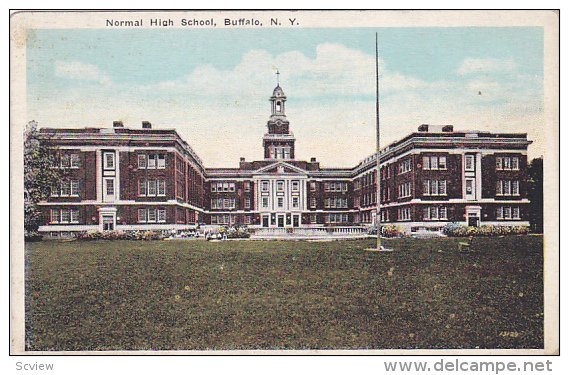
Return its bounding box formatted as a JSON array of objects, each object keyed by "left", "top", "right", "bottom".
[{"left": 276, "top": 69, "right": 280, "bottom": 85}]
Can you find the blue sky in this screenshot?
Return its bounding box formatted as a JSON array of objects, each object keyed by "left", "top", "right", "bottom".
[{"left": 27, "top": 27, "right": 544, "bottom": 167}]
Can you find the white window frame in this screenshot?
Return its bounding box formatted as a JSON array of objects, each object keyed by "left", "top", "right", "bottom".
[
  {"left": 157, "top": 179, "right": 166, "bottom": 196},
  {"left": 465, "top": 155, "right": 475, "bottom": 171},
  {"left": 157, "top": 208, "right": 166, "bottom": 223},
  {"left": 147, "top": 209, "right": 157, "bottom": 223},
  {"left": 70, "top": 154, "right": 80, "bottom": 168},
  {"left": 148, "top": 154, "right": 157, "bottom": 169},
  {"left": 103, "top": 152, "right": 115, "bottom": 170},
  {"left": 157, "top": 154, "right": 166, "bottom": 169},
  {"left": 70, "top": 179, "right": 80, "bottom": 197},
  {"left": 138, "top": 154, "right": 147, "bottom": 169}
]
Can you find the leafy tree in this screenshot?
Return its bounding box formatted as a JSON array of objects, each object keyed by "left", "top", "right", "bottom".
[
  {"left": 527, "top": 157, "right": 543, "bottom": 233},
  {"left": 24, "top": 121, "right": 62, "bottom": 235}
]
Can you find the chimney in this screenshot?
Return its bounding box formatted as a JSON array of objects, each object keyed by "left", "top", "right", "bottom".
[
  {"left": 240, "top": 157, "right": 245, "bottom": 162},
  {"left": 418, "top": 124, "right": 429, "bottom": 132},
  {"left": 113, "top": 121, "right": 124, "bottom": 128},
  {"left": 442, "top": 125, "right": 454, "bottom": 132},
  {"left": 310, "top": 157, "right": 317, "bottom": 162},
  {"left": 142, "top": 121, "right": 152, "bottom": 129}
]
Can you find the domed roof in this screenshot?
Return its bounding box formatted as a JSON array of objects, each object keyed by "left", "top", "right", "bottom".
[{"left": 272, "top": 85, "right": 286, "bottom": 98}]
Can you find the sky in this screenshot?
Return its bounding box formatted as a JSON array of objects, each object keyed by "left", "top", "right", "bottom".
[{"left": 26, "top": 27, "right": 544, "bottom": 167}]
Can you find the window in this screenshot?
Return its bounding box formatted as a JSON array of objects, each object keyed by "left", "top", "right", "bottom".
[
  {"left": 244, "top": 216, "right": 251, "bottom": 225},
  {"left": 512, "top": 157, "right": 519, "bottom": 171},
  {"left": 504, "top": 207, "right": 512, "bottom": 219},
  {"left": 244, "top": 199, "right": 251, "bottom": 209},
  {"left": 503, "top": 180, "right": 511, "bottom": 195},
  {"left": 430, "top": 156, "right": 438, "bottom": 170},
  {"left": 465, "top": 155, "right": 474, "bottom": 171},
  {"left": 438, "top": 180, "right": 447, "bottom": 196},
  {"left": 228, "top": 183, "right": 235, "bottom": 192},
  {"left": 139, "top": 180, "right": 147, "bottom": 196},
  {"left": 496, "top": 157, "right": 503, "bottom": 170},
  {"left": 70, "top": 154, "right": 80, "bottom": 168},
  {"left": 277, "top": 181, "right": 284, "bottom": 192},
  {"left": 157, "top": 208, "right": 166, "bottom": 222},
  {"left": 223, "top": 183, "right": 229, "bottom": 192},
  {"left": 439, "top": 156, "right": 447, "bottom": 170},
  {"left": 399, "top": 159, "right": 412, "bottom": 174},
  {"left": 324, "top": 183, "right": 330, "bottom": 192},
  {"left": 148, "top": 180, "right": 157, "bottom": 196},
  {"left": 398, "top": 207, "right": 411, "bottom": 221},
  {"left": 157, "top": 180, "right": 166, "bottom": 196},
  {"left": 262, "top": 197, "right": 269, "bottom": 208},
  {"left": 60, "top": 209, "right": 70, "bottom": 223},
  {"left": 148, "top": 154, "right": 157, "bottom": 169},
  {"left": 211, "top": 184, "right": 216, "bottom": 192},
  {"left": 513, "top": 207, "right": 520, "bottom": 219},
  {"left": 104, "top": 152, "right": 115, "bottom": 170},
  {"left": 147, "top": 209, "right": 157, "bottom": 222},
  {"left": 70, "top": 209, "right": 79, "bottom": 223},
  {"left": 292, "top": 197, "right": 299, "bottom": 208},
  {"left": 465, "top": 179, "right": 474, "bottom": 195},
  {"left": 138, "top": 154, "right": 147, "bottom": 169},
  {"left": 310, "top": 181, "right": 316, "bottom": 191},
  {"left": 292, "top": 181, "right": 300, "bottom": 191},
  {"left": 310, "top": 214, "right": 317, "bottom": 224},
  {"left": 262, "top": 181, "right": 269, "bottom": 192},
  {"left": 277, "top": 197, "right": 284, "bottom": 208},
  {"left": 310, "top": 197, "right": 317, "bottom": 208},
  {"left": 105, "top": 179, "right": 115, "bottom": 196},
  {"left": 60, "top": 180, "right": 71, "bottom": 196},
  {"left": 138, "top": 209, "right": 147, "bottom": 223},
  {"left": 61, "top": 154, "right": 71, "bottom": 168},
  {"left": 244, "top": 181, "right": 251, "bottom": 192},
  {"left": 439, "top": 207, "right": 448, "bottom": 220},
  {"left": 70, "top": 179, "right": 79, "bottom": 196},
  {"left": 157, "top": 154, "right": 166, "bottom": 169},
  {"left": 398, "top": 182, "right": 412, "bottom": 198},
  {"left": 512, "top": 181, "right": 520, "bottom": 196},
  {"left": 430, "top": 180, "right": 438, "bottom": 196},
  {"left": 50, "top": 209, "right": 59, "bottom": 223}
]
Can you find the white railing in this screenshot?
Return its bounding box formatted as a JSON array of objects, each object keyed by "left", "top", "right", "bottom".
[{"left": 251, "top": 226, "right": 368, "bottom": 237}]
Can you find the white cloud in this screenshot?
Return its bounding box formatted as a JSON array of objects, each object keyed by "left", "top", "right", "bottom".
[
  {"left": 457, "top": 58, "right": 518, "bottom": 75},
  {"left": 32, "top": 47, "right": 544, "bottom": 167},
  {"left": 54, "top": 61, "right": 111, "bottom": 85}
]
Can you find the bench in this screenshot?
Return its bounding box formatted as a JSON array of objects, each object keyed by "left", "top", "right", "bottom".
[{"left": 458, "top": 236, "right": 474, "bottom": 252}]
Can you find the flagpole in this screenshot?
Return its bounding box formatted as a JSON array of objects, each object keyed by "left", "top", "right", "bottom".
[
  {"left": 366, "top": 32, "right": 392, "bottom": 253},
  {"left": 375, "top": 32, "right": 382, "bottom": 251}
]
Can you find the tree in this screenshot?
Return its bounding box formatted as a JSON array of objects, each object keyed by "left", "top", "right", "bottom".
[
  {"left": 527, "top": 157, "right": 543, "bottom": 233},
  {"left": 24, "top": 121, "right": 62, "bottom": 236}
]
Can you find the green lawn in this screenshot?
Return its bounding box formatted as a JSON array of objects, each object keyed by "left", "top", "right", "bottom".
[{"left": 25, "top": 236, "right": 543, "bottom": 351}]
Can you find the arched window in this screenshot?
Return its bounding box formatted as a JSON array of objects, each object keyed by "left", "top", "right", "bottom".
[{"left": 275, "top": 101, "right": 281, "bottom": 112}]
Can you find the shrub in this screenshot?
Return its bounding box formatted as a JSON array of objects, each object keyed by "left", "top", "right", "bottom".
[
  {"left": 77, "top": 230, "right": 164, "bottom": 241},
  {"left": 442, "top": 223, "right": 530, "bottom": 237},
  {"left": 225, "top": 225, "right": 251, "bottom": 239},
  {"left": 368, "top": 224, "right": 402, "bottom": 238},
  {"left": 24, "top": 231, "right": 43, "bottom": 242}
]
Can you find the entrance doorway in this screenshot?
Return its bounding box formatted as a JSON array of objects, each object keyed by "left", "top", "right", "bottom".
[
  {"left": 102, "top": 215, "right": 115, "bottom": 231},
  {"left": 292, "top": 214, "right": 300, "bottom": 227},
  {"left": 465, "top": 206, "right": 481, "bottom": 227}
]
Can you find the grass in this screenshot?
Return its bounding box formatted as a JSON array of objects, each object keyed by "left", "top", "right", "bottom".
[{"left": 24, "top": 236, "right": 543, "bottom": 351}]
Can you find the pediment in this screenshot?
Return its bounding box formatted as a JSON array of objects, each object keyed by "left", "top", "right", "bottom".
[{"left": 255, "top": 161, "right": 307, "bottom": 175}]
